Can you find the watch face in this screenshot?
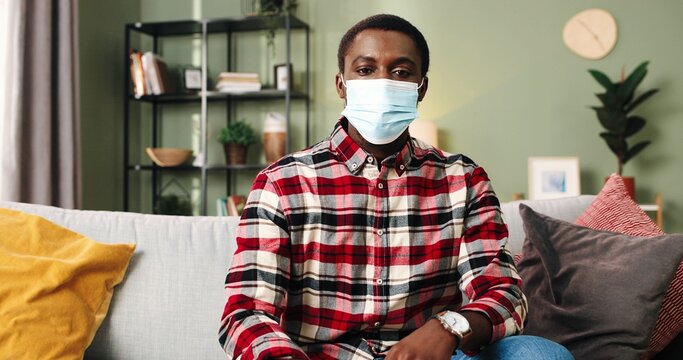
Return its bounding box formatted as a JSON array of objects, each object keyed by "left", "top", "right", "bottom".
[
  {"left": 439, "top": 311, "right": 471, "bottom": 337},
  {"left": 447, "top": 312, "right": 470, "bottom": 332},
  {"left": 453, "top": 318, "right": 471, "bottom": 333}
]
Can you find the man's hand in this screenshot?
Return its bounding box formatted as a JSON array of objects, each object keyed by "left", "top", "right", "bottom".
[{"left": 384, "top": 319, "right": 458, "bottom": 360}]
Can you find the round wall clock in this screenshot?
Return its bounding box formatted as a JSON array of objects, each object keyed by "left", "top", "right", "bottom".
[{"left": 563, "top": 8, "right": 618, "bottom": 60}]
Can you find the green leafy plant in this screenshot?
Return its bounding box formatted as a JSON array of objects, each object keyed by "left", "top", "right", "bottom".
[
  {"left": 155, "top": 178, "right": 193, "bottom": 215},
  {"left": 589, "top": 61, "right": 659, "bottom": 175},
  {"left": 218, "top": 120, "right": 257, "bottom": 147},
  {"left": 155, "top": 194, "right": 192, "bottom": 216},
  {"left": 258, "top": 0, "right": 298, "bottom": 57}
]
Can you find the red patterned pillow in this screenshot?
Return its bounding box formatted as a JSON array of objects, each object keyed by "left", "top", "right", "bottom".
[{"left": 576, "top": 174, "right": 682, "bottom": 358}]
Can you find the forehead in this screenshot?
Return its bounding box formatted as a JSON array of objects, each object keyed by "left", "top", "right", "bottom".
[{"left": 345, "top": 29, "right": 421, "bottom": 66}]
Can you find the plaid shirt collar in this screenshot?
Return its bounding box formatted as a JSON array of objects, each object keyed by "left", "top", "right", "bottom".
[{"left": 329, "top": 118, "right": 414, "bottom": 176}]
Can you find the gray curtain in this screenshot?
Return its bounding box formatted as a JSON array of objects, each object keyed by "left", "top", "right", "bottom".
[{"left": 1, "top": 0, "right": 81, "bottom": 208}]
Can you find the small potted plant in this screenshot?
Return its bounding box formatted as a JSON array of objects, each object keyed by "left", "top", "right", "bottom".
[
  {"left": 218, "top": 120, "right": 257, "bottom": 165},
  {"left": 588, "top": 61, "right": 659, "bottom": 198},
  {"left": 155, "top": 194, "right": 192, "bottom": 216},
  {"left": 155, "top": 178, "right": 193, "bottom": 215}
]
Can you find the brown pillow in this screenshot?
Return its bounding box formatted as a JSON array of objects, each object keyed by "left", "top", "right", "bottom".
[{"left": 517, "top": 204, "right": 683, "bottom": 360}]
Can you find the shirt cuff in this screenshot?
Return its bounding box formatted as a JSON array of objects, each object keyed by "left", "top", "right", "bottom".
[
  {"left": 241, "top": 333, "right": 309, "bottom": 360},
  {"left": 459, "top": 301, "right": 522, "bottom": 345}
]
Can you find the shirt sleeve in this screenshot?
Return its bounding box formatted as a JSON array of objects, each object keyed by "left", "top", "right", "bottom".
[
  {"left": 219, "top": 171, "right": 309, "bottom": 360},
  {"left": 457, "top": 166, "right": 528, "bottom": 344}
]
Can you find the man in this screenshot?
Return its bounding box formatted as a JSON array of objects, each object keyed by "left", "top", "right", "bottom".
[{"left": 219, "top": 14, "right": 573, "bottom": 360}]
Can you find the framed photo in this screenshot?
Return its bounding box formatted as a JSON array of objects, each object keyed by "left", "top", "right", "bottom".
[
  {"left": 274, "top": 63, "right": 292, "bottom": 91},
  {"left": 182, "top": 68, "right": 202, "bottom": 90},
  {"left": 528, "top": 157, "right": 581, "bottom": 200}
]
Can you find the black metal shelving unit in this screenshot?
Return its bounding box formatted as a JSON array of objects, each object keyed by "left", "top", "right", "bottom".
[{"left": 123, "top": 16, "right": 310, "bottom": 215}]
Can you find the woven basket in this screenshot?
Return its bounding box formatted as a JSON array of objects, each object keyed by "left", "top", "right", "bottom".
[{"left": 145, "top": 147, "right": 193, "bottom": 167}]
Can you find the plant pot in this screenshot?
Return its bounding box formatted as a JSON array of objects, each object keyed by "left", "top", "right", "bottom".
[
  {"left": 224, "top": 143, "right": 247, "bottom": 165},
  {"left": 606, "top": 175, "right": 635, "bottom": 199}
]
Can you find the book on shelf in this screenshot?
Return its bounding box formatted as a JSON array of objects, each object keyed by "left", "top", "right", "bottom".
[
  {"left": 129, "top": 49, "right": 173, "bottom": 97},
  {"left": 216, "top": 195, "right": 247, "bottom": 216},
  {"left": 215, "top": 72, "right": 262, "bottom": 93},
  {"left": 129, "top": 50, "right": 146, "bottom": 97},
  {"left": 216, "top": 197, "right": 227, "bottom": 216}
]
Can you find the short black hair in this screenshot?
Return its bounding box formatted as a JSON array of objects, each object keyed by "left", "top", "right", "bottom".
[{"left": 337, "top": 14, "right": 430, "bottom": 77}]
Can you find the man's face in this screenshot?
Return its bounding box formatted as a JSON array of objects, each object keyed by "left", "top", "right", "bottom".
[{"left": 336, "top": 29, "right": 428, "bottom": 101}]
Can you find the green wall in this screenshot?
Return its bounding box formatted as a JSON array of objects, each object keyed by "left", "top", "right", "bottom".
[
  {"left": 81, "top": 0, "right": 683, "bottom": 232},
  {"left": 79, "top": 0, "right": 140, "bottom": 212}
]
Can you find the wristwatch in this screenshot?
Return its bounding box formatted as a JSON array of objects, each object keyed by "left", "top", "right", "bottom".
[{"left": 433, "top": 311, "right": 472, "bottom": 341}]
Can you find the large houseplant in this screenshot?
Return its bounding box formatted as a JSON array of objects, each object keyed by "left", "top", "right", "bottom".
[
  {"left": 242, "top": 0, "right": 298, "bottom": 57},
  {"left": 588, "top": 61, "right": 659, "bottom": 197},
  {"left": 218, "top": 120, "right": 257, "bottom": 165},
  {"left": 260, "top": 0, "right": 298, "bottom": 57}
]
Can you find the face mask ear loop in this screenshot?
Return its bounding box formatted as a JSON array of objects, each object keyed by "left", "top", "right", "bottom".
[
  {"left": 417, "top": 77, "right": 425, "bottom": 89},
  {"left": 340, "top": 74, "right": 348, "bottom": 107}
]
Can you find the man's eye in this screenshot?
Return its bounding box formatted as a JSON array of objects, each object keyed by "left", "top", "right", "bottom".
[
  {"left": 393, "top": 69, "right": 411, "bottom": 78},
  {"left": 357, "top": 67, "right": 372, "bottom": 75}
]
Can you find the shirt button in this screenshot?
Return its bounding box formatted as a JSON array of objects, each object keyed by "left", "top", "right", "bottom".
[
  {"left": 399, "top": 164, "right": 405, "bottom": 170},
  {"left": 376, "top": 279, "right": 383, "bottom": 285},
  {"left": 351, "top": 163, "right": 357, "bottom": 169},
  {"left": 374, "top": 321, "right": 382, "bottom": 327},
  {"left": 378, "top": 183, "right": 384, "bottom": 189},
  {"left": 377, "top": 229, "right": 384, "bottom": 236},
  {"left": 367, "top": 156, "right": 374, "bottom": 163}
]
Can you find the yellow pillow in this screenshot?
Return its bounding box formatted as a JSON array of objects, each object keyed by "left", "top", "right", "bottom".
[{"left": 0, "top": 208, "right": 135, "bottom": 359}]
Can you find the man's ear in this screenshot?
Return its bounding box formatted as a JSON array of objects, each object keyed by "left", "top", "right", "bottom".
[
  {"left": 418, "top": 76, "right": 428, "bottom": 102},
  {"left": 335, "top": 73, "right": 346, "bottom": 99}
]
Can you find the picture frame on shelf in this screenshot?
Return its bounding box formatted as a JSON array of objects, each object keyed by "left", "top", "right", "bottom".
[
  {"left": 274, "top": 63, "right": 292, "bottom": 91},
  {"left": 528, "top": 157, "right": 581, "bottom": 200},
  {"left": 182, "top": 68, "right": 202, "bottom": 90}
]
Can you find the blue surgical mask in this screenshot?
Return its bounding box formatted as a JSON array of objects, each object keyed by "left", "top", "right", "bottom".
[{"left": 341, "top": 76, "right": 424, "bottom": 145}]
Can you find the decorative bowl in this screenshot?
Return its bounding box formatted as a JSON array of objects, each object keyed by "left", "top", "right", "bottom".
[{"left": 145, "top": 147, "right": 193, "bottom": 167}]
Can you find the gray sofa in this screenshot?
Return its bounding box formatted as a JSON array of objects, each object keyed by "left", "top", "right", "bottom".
[{"left": 0, "top": 195, "right": 596, "bottom": 359}]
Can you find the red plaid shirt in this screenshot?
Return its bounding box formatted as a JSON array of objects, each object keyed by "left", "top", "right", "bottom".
[{"left": 219, "top": 120, "right": 526, "bottom": 360}]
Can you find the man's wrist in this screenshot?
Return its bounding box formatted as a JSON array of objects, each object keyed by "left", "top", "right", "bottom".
[{"left": 428, "top": 318, "right": 460, "bottom": 349}]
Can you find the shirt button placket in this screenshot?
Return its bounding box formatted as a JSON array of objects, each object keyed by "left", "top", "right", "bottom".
[{"left": 375, "top": 171, "right": 389, "bottom": 327}]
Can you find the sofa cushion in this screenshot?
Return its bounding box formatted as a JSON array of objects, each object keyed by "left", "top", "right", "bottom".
[
  {"left": 0, "top": 208, "right": 135, "bottom": 359},
  {"left": 0, "top": 200, "right": 240, "bottom": 360},
  {"left": 575, "top": 174, "right": 683, "bottom": 358},
  {"left": 517, "top": 204, "right": 683, "bottom": 359},
  {"left": 575, "top": 174, "right": 663, "bottom": 236},
  {"left": 500, "top": 195, "right": 595, "bottom": 255}
]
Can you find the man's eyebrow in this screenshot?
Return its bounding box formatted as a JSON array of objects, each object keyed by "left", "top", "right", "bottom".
[
  {"left": 350, "top": 55, "right": 377, "bottom": 64},
  {"left": 390, "top": 56, "right": 417, "bottom": 68},
  {"left": 350, "top": 55, "right": 418, "bottom": 68}
]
